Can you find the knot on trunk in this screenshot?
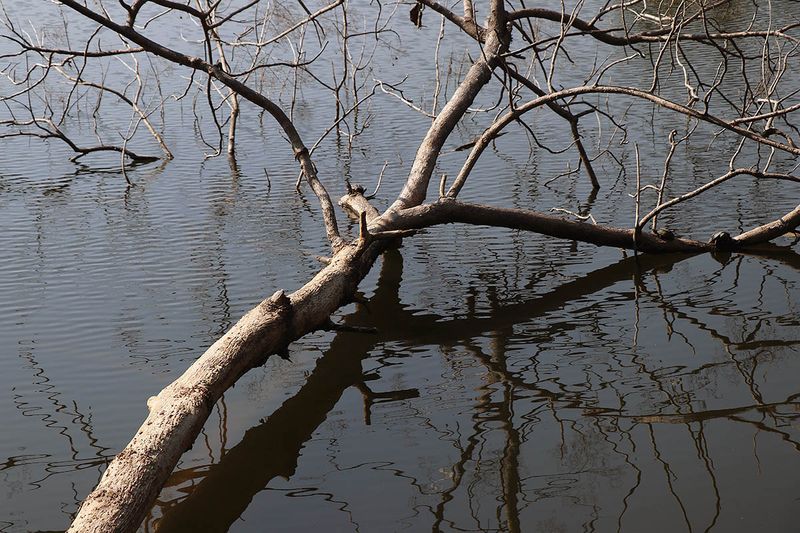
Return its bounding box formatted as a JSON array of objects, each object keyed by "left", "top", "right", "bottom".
[
  {"left": 293, "top": 147, "right": 309, "bottom": 161},
  {"left": 260, "top": 289, "right": 292, "bottom": 316},
  {"left": 708, "top": 231, "right": 738, "bottom": 251}
]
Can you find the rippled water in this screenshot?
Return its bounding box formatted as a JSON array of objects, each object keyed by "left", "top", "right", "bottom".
[{"left": 1, "top": 1, "right": 799, "bottom": 532}]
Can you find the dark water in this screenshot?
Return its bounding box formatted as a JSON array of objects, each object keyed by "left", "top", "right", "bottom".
[{"left": 1, "top": 1, "right": 799, "bottom": 532}]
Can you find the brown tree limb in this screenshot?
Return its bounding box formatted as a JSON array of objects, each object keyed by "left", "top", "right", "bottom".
[
  {"left": 384, "top": 0, "right": 507, "bottom": 214},
  {"left": 446, "top": 84, "right": 800, "bottom": 198},
  {"left": 413, "top": 0, "right": 483, "bottom": 41},
  {"left": 734, "top": 204, "right": 800, "bottom": 246},
  {"left": 0, "top": 118, "right": 159, "bottom": 164},
  {"left": 503, "top": 65, "right": 600, "bottom": 189},
  {"left": 507, "top": 7, "right": 800, "bottom": 47},
  {"left": 54, "top": 69, "right": 174, "bottom": 160},
  {"left": 377, "top": 198, "right": 800, "bottom": 253},
  {"left": 637, "top": 168, "right": 800, "bottom": 230},
  {"left": 379, "top": 199, "right": 713, "bottom": 253}
]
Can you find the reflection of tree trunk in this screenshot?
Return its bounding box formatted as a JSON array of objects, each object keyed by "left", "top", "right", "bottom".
[
  {"left": 600, "top": 397, "right": 800, "bottom": 426},
  {"left": 372, "top": 252, "right": 698, "bottom": 348},
  {"left": 431, "top": 370, "right": 493, "bottom": 532},
  {"left": 469, "top": 323, "right": 523, "bottom": 532},
  {"left": 499, "top": 381, "right": 522, "bottom": 533},
  {"left": 153, "top": 248, "right": 406, "bottom": 531},
  {"left": 154, "top": 251, "right": 699, "bottom": 530},
  {"left": 487, "top": 325, "right": 522, "bottom": 533}
]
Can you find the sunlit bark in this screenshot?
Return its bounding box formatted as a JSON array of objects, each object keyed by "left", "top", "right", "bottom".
[{"left": 1, "top": 1, "right": 798, "bottom": 531}]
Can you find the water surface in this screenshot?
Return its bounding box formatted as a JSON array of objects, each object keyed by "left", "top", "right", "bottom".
[{"left": 1, "top": 1, "right": 799, "bottom": 532}]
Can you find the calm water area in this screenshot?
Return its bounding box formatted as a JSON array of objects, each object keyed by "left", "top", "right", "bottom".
[{"left": 1, "top": 1, "right": 799, "bottom": 531}]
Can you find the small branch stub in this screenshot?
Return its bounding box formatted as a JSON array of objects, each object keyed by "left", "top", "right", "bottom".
[
  {"left": 260, "top": 289, "right": 292, "bottom": 315},
  {"left": 358, "top": 210, "right": 371, "bottom": 244}
]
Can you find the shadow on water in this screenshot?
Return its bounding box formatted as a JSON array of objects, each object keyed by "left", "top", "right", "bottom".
[
  {"left": 149, "top": 247, "right": 800, "bottom": 532},
  {"left": 4, "top": 232, "right": 798, "bottom": 531}
]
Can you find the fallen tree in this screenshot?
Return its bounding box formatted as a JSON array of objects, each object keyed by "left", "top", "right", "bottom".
[{"left": 1, "top": 0, "right": 799, "bottom": 531}]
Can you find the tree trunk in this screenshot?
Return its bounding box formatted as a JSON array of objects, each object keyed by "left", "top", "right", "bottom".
[{"left": 68, "top": 193, "right": 382, "bottom": 533}]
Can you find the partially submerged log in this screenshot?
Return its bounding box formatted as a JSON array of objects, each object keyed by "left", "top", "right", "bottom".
[
  {"left": 378, "top": 199, "right": 714, "bottom": 253},
  {"left": 43, "top": 1, "right": 800, "bottom": 530},
  {"left": 67, "top": 194, "right": 384, "bottom": 533},
  {"left": 69, "top": 192, "right": 800, "bottom": 532}
]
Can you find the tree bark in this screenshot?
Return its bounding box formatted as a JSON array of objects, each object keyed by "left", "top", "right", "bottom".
[
  {"left": 67, "top": 193, "right": 382, "bottom": 533},
  {"left": 380, "top": 199, "right": 712, "bottom": 253},
  {"left": 44, "top": 2, "right": 799, "bottom": 531},
  {"left": 734, "top": 203, "right": 800, "bottom": 246}
]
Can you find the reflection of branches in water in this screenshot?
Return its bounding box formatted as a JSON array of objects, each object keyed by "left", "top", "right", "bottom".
[
  {"left": 617, "top": 253, "right": 800, "bottom": 531},
  {"left": 149, "top": 248, "right": 407, "bottom": 531},
  {"left": 147, "top": 247, "right": 800, "bottom": 531},
  {"left": 7, "top": 349, "right": 112, "bottom": 490},
  {"left": 729, "top": 413, "right": 800, "bottom": 453},
  {"left": 647, "top": 424, "right": 693, "bottom": 532},
  {"left": 498, "top": 382, "right": 522, "bottom": 533},
  {"left": 591, "top": 413, "right": 642, "bottom": 533},
  {"left": 636, "top": 255, "right": 800, "bottom": 409},
  {"left": 429, "top": 339, "right": 528, "bottom": 532},
  {"left": 692, "top": 423, "right": 721, "bottom": 533},
  {"left": 430, "top": 410, "right": 482, "bottom": 532},
  {"left": 603, "top": 397, "right": 800, "bottom": 428},
  {"left": 442, "top": 250, "right": 799, "bottom": 531}
]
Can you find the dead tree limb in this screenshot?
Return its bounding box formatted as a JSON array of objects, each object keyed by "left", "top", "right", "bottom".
[
  {"left": 67, "top": 190, "right": 383, "bottom": 533},
  {"left": 374, "top": 199, "right": 800, "bottom": 253},
  {"left": 0, "top": 1, "right": 797, "bottom": 531},
  {"left": 0, "top": 118, "right": 159, "bottom": 163}
]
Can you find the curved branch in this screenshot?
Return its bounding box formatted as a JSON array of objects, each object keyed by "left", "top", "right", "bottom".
[
  {"left": 0, "top": 37, "right": 144, "bottom": 58},
  {"left": 0, "top": 118, "right": 159, "bottom": 164},
  {"left": 447, "top": 84, "right": 800, "bottom": 198},
  {"left": 55, "top": 0, "right": 344, "bottom": 251},
  {"left": 383, "top": 1, "right": 508, "bottom": 215},
  {"left": 735, "top": 204, "right": 800, "bottom": 246},
  {"left": 380, "top": 198, "right": 800, "bottom": 252},
  {"left": 413, "top": 0, "right": 483, "bottom": 40},
  {"left": 55, "top": 69, "right": 174, "bottom": 159},
  {"left": 507, "top": 7, "right": 800, "bottom": 47}
]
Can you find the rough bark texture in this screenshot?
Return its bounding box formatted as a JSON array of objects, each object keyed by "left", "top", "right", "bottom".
[
  {"left": 67, "top": 193, "right": 380, "bottom": 533},
  {"left": 52, "top": 1, "right": 800, "bottom": 530},
  {"left": 378, "top": 200, "right": 800, "bottom": 254},
  {"left": 385, "top": 24, "right": 507, "bottom": 213}
]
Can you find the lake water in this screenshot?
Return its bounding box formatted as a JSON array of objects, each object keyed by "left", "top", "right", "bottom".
[{"left": 1, "top": 1, "right": 799, "bottom": 532}]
